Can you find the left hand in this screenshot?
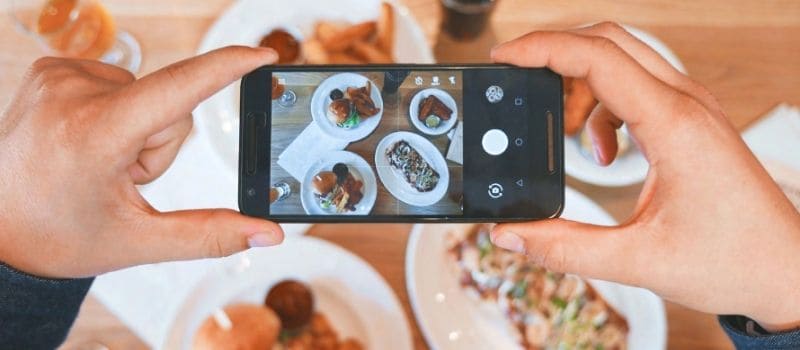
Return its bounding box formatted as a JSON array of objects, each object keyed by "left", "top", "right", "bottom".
[{"left": 0, "top": 46, "right": 284, "bottom": 278}]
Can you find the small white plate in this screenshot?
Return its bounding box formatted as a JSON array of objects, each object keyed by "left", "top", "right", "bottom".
[
  {"left": 193, "top": 0, "right": 434, "bottom": 174},
  {"left": 310, "top": 73, "right": 384, "bottom": 142},
  {"left": 409, "top": 88, "right": 459, "bottom": 136},
  {"left": 163, "top": 237, "right": 413, "bottom": 350},
  {"left": 300, "top": 151, "right": 377, "bottom": 215},
  {"left": 565, "top": 25, "right": 686, "bottom": 187},
  {"left": 406, "top": 187, "right": 667, "bottom": 350},
  {"left": 375, "top": 131, "right": 449, "bottom": 206}
]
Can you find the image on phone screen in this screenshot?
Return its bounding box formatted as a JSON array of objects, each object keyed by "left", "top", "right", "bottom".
[{"left": 270, "top": 70, "right": 464, "bottom": 217}]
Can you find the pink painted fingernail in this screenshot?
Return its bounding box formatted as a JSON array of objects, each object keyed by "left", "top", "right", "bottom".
[
  {"left": 492, "top": 232, "right": 525, "bottom": 253},
  {"left": 247, "top": 232, "right": 281, "bottom": 248}
]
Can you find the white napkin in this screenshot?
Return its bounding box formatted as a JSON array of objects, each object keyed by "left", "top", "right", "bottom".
[
  {"left": 277, "top": 122, "right": 350, "bottom": 180},
  {"left": 446, "top": 121, "right": 464, "bottom": 165}
]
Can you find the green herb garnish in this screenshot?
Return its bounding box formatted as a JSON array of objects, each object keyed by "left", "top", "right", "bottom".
[
  {"left": 552, "top": 296, "right": 567, "bottom": 309},
  {"left": 510, "top": 279, "right": 528, "bottom": 299}
]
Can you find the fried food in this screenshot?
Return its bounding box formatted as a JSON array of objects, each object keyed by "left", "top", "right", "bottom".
[
  {"left": 300, "top": 2, "right": 395, "bottom": 64},
  {"left": 193, "top": 304, "right": 281, "bottom": 350},
  {"left": 258, "top": 29, "right": 300, "bottom": 64},
  {"left": 376, "top": 2, "right": 395, "bottom": 57},
  {"left": 319, "top": 21, "right": 377, "bottom": 52}
]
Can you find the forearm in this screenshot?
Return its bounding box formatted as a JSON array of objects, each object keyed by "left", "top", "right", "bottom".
[{"left": 0, "top": 262, "right": 93, "bottom": 350}]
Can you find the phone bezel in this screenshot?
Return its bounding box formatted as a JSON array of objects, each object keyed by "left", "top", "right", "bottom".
[{"left": 239, "top": 64, "right": 564, "bottom": 223}]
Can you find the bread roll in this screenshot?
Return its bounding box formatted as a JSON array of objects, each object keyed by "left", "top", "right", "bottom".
[{"left": 192, "top": 304, "right": 280, "bottom": 350}]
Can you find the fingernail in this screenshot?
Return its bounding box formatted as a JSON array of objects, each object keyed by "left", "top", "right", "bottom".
[
  {"left": 593, "top": 143, "right": 604, "bottom": 165},
  {"left": 247, "top": 232, "right": 280, "bottom": 248},
  {"left": 492, "top": 232, "right": 526, "bottom": 253}
]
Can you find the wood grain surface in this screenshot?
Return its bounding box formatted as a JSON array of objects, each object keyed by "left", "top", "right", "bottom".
[{"left": 0, "top": 0, "right": 795, "bottom": 349}]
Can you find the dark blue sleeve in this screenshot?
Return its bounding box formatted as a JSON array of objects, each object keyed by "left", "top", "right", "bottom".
[
  {"left": 720, "top": 315, "right": 800, "bottom": 349},
  {"left": 0, "top": 262, "right": 93, "bottom": 350}
]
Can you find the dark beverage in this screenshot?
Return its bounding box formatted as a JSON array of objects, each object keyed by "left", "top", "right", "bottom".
[
  {"left": 382, "top": 70, "right": 410, "bottom": 94},
  {"left": 440, "top": 0, "right": 498, "bottom": 41}
]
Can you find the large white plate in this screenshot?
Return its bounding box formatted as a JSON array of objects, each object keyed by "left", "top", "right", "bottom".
[
  {"left": 564, "top": 25, "right": 686, "bottom": 187},
  {"left": 300, "top": 151, "right": 377, "bottom": 215},
  {"left": 163, "top": 237, "right": 413, "bottom": 350},
  {"left": 405, "top": 187, "right": 667, "bottom": 350},
  {"left": 193, "top": 0, "right": 434, "bottom": 174},
  {"left": 310, "top": 73, "right": 384, "bottom": 142},
  {"left": 409, "top": 88, "right": 459, "bottom": 136},
  {"left": 375, "top": 131, "right": 449, "bottom": 206}
]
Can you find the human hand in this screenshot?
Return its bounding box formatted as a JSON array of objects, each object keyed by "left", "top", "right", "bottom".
[
  {"left": 490, "top": 22, "right": 800, "bottom": 331},
  {"left": 0, "top": 47, "right": 284, "bottom": 279}
]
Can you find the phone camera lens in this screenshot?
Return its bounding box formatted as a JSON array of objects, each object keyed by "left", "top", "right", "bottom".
[{"left": 247, "top": 188, "right": 256, "bottom": 197}]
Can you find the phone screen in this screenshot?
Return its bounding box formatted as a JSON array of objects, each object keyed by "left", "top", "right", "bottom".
[{"left": 241, "top": 66, "right": 563, "bottom": 222}]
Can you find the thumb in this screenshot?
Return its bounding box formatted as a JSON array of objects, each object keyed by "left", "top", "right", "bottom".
[
  {"left": 491, "top": 220, "right": 638, "bottom": 283},
  {"left": 132, "top": 209, "right": 284, "bottom": 263}
]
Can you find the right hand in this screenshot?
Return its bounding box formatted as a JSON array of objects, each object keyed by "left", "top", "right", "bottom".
[{"left": 490, "top": 22, "right": 800, "bottom": 331}]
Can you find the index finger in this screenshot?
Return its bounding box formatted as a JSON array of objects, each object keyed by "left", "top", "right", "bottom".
[
  {"left": 491, "top": 31, "right": 689, "bottom": 156},
  {"left": 115, "top": 46, "right": 277, "bottom": 139}
]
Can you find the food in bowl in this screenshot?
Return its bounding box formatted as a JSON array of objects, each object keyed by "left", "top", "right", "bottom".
[
  {"left": 326, "top": 82, "right": 380, "bottom": 129},
  {"left": 386, "top": 140, "right": 440, "bottom": 193},
  {"left": 259, "top": 29, "right": 301, "bottom": 64},
  {"left": 311, "top": 163, "right": 364, "bottom": 213},
  {"left": 193, "top": 280, "right": 363, "bottom": 350},
  {"left": 449, "top": 224, "right": 629, "bottom": 349},
  {"left": 417, "top": 94, "right": 453, "bottom": 129}
]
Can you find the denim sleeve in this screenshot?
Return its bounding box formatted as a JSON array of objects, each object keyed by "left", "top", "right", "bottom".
[
  {"left": 720, "top": 315, "right": 800, "bottom": 349},
  {"left": 0, "top": 262, "right": 94, "bottom": 350}
]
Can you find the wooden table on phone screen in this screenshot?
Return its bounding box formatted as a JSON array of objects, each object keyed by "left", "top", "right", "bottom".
[
  {"left": 0, "top": 0, "right": 797, "bottom": 349},
  {"left": 269, "top": 71, "right": 463, "bottom": 216}
]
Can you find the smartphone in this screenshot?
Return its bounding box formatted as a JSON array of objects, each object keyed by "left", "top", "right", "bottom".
[{"left": 239, "top": 65, "right": 563, "bottom": 223}]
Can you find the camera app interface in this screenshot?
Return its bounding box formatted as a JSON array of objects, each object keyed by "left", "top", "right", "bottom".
[{"left": 269, "top": 70, "right": 464, "bottom": 216}]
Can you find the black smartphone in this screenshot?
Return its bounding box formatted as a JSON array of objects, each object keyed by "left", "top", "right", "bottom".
[{"left": 239, "top": 65, "right": 563, "bottom": 223}]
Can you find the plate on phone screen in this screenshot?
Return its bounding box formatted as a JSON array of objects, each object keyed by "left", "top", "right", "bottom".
[
  {"left": 375, "top": 131, "right": 450, "bottom": 207},
  {"left": 300, "top": 151, "right": 378, "bottom": 215},
  {"left": 409, "top": 88, "right": 459, "bottom": 136},
  {"left": 192, "top": 0, "right": 434, "bottom": 175},
  {"left": 310, "top": 73, "right": 384, "bottom": 142},
  {"left": 406, "top": 187, "right": 667, "bottom": 350}
]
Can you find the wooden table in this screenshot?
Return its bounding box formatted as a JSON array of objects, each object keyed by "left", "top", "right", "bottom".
[{"left": 0, "top": 0, "right": 796, "bottom": 349}]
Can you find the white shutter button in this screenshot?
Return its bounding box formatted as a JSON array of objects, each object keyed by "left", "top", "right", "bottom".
[{"left": 482, "top": 129, "right": 508, "bottom": 156}]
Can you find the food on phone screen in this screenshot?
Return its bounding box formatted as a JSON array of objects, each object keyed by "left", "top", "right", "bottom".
[
  {"left": 326, "top": 82, "right": 380, "bottom": 129},
  {"left": 195, "top": 280, "right": 363, "bottom": 350},
  {"left": 449, "top": 225, "right": 629, "bottom": 349},
  {"left": 264, "top": 280, "right": 314, "bottom": 330},
  {"left": 312, "top": 164, "right": 364, "bottom": 213},
  {"left": 418, "top": 95, "right": 453, "bottom": 130},
  {"left": 386, "top": 141, "right": 440, "bottom": 192},
  {"left": 259, "top": 29, "right": 301, "bottom": 64},
  {"left": 193, "top": 304, "right": 281, "bottom": 350},
  {"left": 302, "top": 2, "right": 396, "bottom": 64}
]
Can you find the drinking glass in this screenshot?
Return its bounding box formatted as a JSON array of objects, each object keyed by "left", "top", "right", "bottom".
[
  {"left": 440, "top": 0, "right": 498, "bottom": 40},
  {"left": 9, "top": 0, "right": 142, "bottom": 73}
]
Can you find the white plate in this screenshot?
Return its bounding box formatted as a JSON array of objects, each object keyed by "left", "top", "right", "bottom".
[
  {"left": 163, "top": 237, "right": 413, "bottom": 350},
  {"left": 193, "top": 0, "right": 434, "bottom": 174},
  {"left": 564, "top": 25, "right": 686, "bottom": 187},
  {"left": 310, "top": 73, "right": 384, "bottom": 142},
  {"left": 375, "top": 131, "right": 449, "bottom": 206},
  {"left": 300, "top": 151, "right": 377, "bottom": 215},
  {"left": 406, "top": 187, "right": 667, "bottom": 350},
  {"left": 409, "top": 89, "right": 459, "bottom": 136}
]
